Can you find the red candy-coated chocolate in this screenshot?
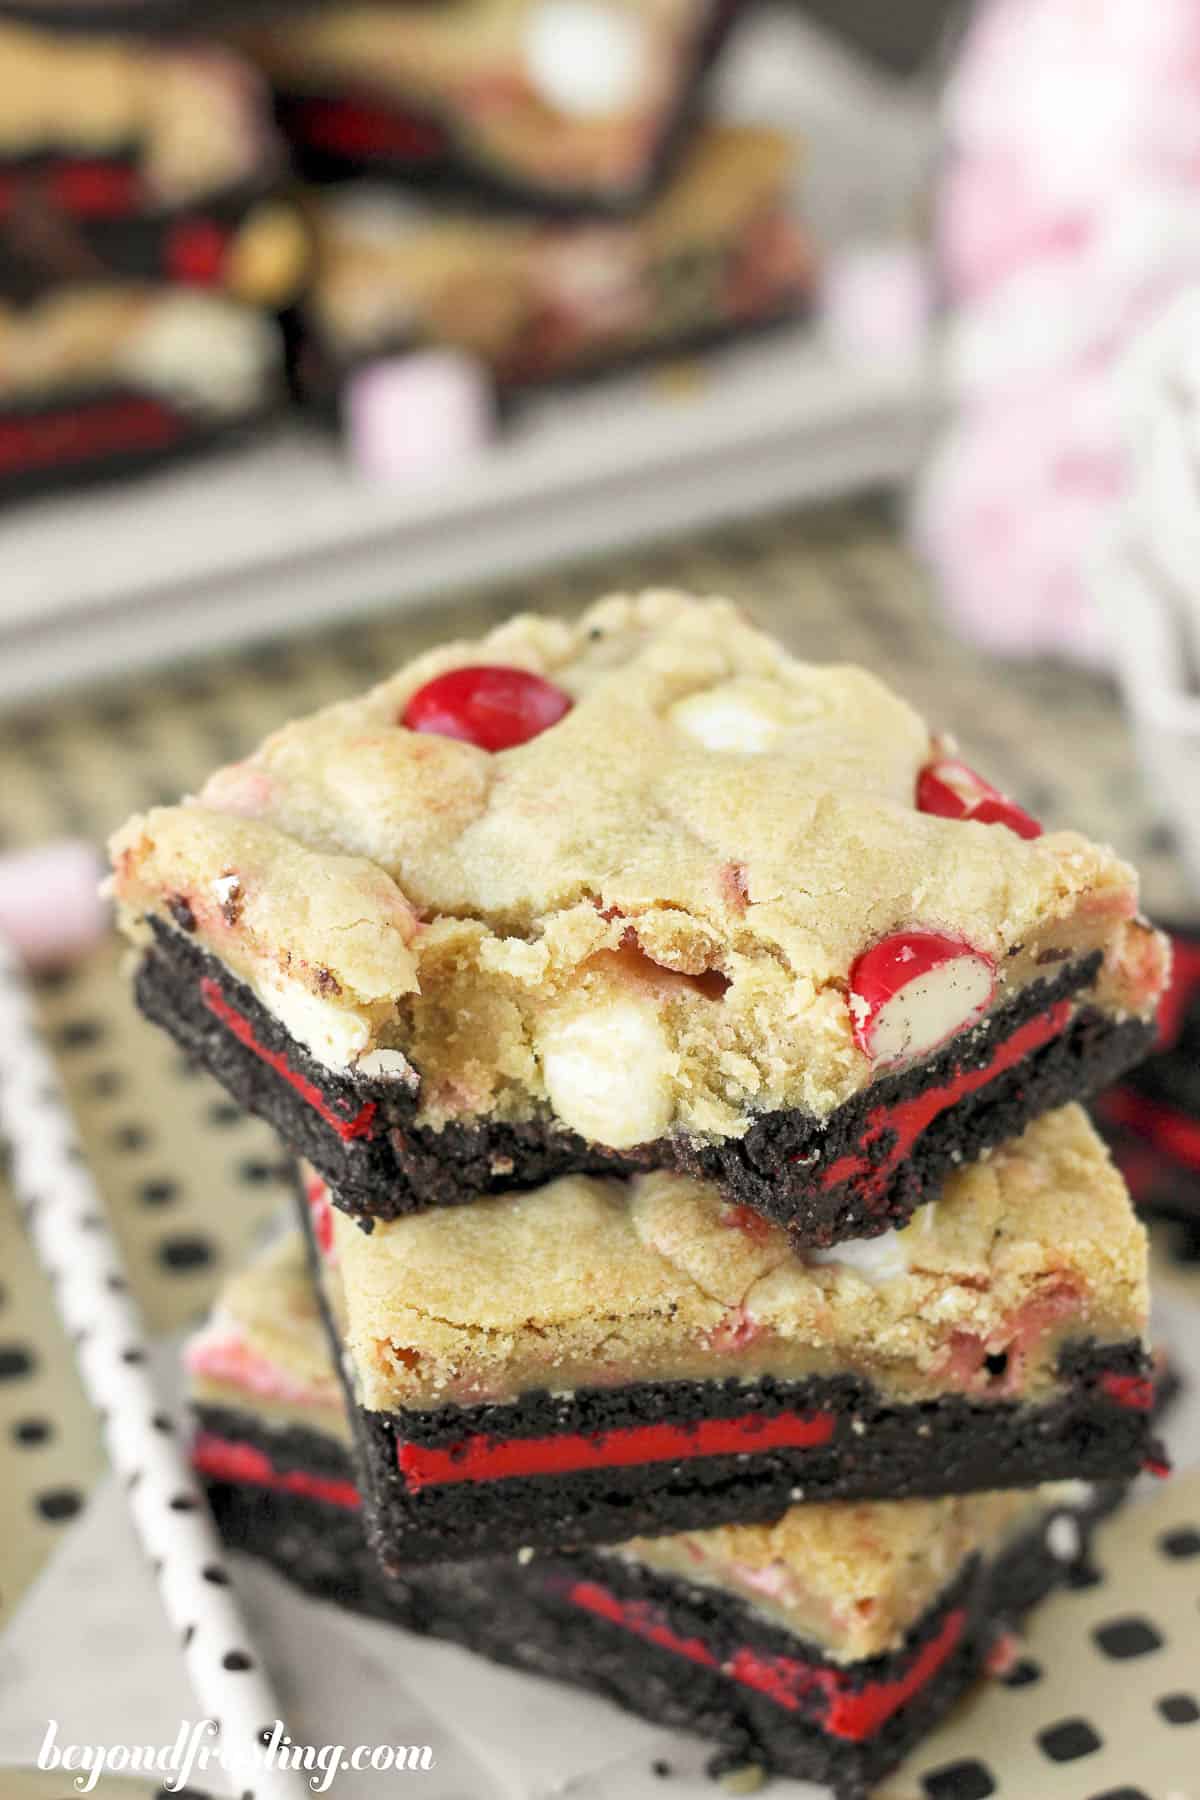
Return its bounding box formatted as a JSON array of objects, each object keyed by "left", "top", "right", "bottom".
[
  {"left": 917, "top": 759, "right": 1042, "bottom": 839},
  {"left": 848, "top": 928, "right": 997, "bottom": 1064},
  {"left": 401, "top": 665, "right": 573, "bottom": 751}
]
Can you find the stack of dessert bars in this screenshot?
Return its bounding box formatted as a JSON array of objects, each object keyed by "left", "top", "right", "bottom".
[
  {"left": 221, "top": 0, "right": 819, "bottom": 415},
  {"left": 0, "top": 15, "right": 308, "bottom": 501},
  {"left": 111, "top": 593, "right": 1171, "bottom": 1798}
]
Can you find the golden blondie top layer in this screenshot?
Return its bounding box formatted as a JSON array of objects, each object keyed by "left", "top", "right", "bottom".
[
  {"left": 319, "top": 1105, "right": 1147, "bottom": 1413},
  {"left": 239, "top": 0, "right": 715, "bottom": 195},
  {"left": 109, "top": 593, "right": 1166, "bottom": 1151},
  {"left": 310, "top": 125, "right": 802, "bottom": 359},
  {"left": 0, "top": 22, "right": 274, "bottom": 200},
  {"left": 0, "top": 288, "right": 280, "bottom": 414}
]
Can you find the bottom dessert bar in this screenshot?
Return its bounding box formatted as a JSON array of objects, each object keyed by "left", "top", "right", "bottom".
[{"left": 189, "top": 1231, "right": 1142, "bottom": 1800}]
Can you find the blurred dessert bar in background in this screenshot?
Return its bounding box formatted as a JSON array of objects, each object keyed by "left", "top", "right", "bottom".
[
  {"left": 298, "top": 125, "right": 814, "bottom": 403},
  {"left": 0, "top": 286, "right": 281, "bottom": 500},
  {"left": 0, "top": 21, "right": 308, "bottom": 302}
]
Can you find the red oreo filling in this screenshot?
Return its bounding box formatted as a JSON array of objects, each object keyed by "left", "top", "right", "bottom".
[
  {"left": 0, "top": 157, "right": 141, "bottom": 219},
  {"left": 192, "top": 1431, "right": 361, "bottom": 1512},
  {"left": 396, "top": 1408, "right": 836, "bottom": 1493},
  {"left": 1100, "top": 1083, "right": 1200, "bottom": 1175},
  {"left": 282, "top": 94, "right": 449, "bottom": 163},
  {"left": 1099, "top": 1371, "right": 1155, "bottom": 1412},
  {"left": 815, "top": 1000, "right": 1072, "bottom": 1200},
  {"left": 0, "top": 394, "right": 181, "bottom": 474},
  {"left": 565, "top": 1578, "right": 966, "bottom": 1741},
  {"left": 200, "top": 977, "right": 377, "bottom": 1143}
]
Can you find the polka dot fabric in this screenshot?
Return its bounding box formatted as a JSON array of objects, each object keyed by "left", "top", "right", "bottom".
[{"left": 0, "top": 500, "right": 1194, "bottom": 1798}]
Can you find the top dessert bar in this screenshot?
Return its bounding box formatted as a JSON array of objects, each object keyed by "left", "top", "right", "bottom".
[
  {"left": 235, "top": 0, "right": 741, "bottom": 214},
  {"left": 110, "top": 590, "right": 1168, "bottom": 1244}
]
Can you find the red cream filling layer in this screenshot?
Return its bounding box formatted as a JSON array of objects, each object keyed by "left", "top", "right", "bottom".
[
  {"left": 280, "top": 95, "right": 449, "bottom": 164},
  {"left": 1100, "top": 1083, "right": 1200, "bottom": 1175},
  {"left": 0, "top": 394, "right": 180, "bottom": 473},
  {"left": 192, "top": 1431, "right": 360, "bottom": 1511},
  {"left": 566, "top": 1578, "right": 966, "bottom": 1742},
  {"left": 200, "top": 977, "right": 378, "bottom": 1143},
  {"left": 396, "top": 1408, "right": 836, "bottom": 1494},
  {"left": 815, "top": 1000, "right": 1072, "bottom": 1200},
  {"left": 0, "top": 158, "right": 141, "bottom": 218}
]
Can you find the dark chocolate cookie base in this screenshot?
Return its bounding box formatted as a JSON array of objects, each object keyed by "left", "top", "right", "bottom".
[
  {"left": 136, "top": 922, "right": 1152, "bottom": 1245},
  {"left": 272, "top": 0, "right": 748, "bottom": 219},
  {"left": 205, "top": 1456, "right": 1114, "bottom": 1800},
  {"left": 334, "top": 1314, "right": 1157, "bottom": 1569}
]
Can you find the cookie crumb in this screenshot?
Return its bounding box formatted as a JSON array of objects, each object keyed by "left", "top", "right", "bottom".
[{"left": 720, "top": 1764, "right": 766, "bottom": 1795}]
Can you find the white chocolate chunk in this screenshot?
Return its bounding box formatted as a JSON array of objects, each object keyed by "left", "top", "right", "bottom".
[
  {"left": 669, "top": 687, "right": 784, "bottom": 754},
  {"left": 539, "top": 994, "right": 675, "bottom": 1147},
  {"left": 119, "top": 293, "right": 276, "bottom": 415},
  {"left": 355, "top": 1048, "right": 417, "bottom": 1083},
  {"left": 808, "top": 1228, "right": 912, "bottom": 1284},
  {"left": 260, "top": 979, "right": 371, "bottom": 1071},
  {"left": 523, "top": 1, "right": 647, "bottom": 119},
  {"left": 1045, "top": 1513, "right": 1083, "bottom": 1564}
]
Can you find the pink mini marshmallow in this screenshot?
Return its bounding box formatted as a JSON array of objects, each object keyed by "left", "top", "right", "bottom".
[
  {"left": 344, "top": 348, "right": 495, "bottom": 484},
  {"left": 0, "top": 840, "right": 108, "bottom": 969},
  {"left": 820, "top": 242, "right": 931, "bottom": 363}
]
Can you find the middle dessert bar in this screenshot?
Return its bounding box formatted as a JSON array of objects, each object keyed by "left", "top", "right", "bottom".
[{"left": 298, "top": 1104, "right": 1159, "bottom": 1568}]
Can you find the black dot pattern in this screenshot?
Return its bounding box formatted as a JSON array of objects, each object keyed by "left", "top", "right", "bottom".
[
  {"left": 1093, "top": 1617, "right": 1164, "bottom": 1660},
  {"left": 1037, "top": 1718, "right": 1103, "bottom": 1763},
  {"left": 1160, "top": 1526, "right": 1200, "bottom": 1560},
  {"left": 923, "top": 1759, "right": 997, "bottom": 1799},
  {"left": 1158, "top": 1693, "right": 1199, "bottom": 1725},
  {"left": 0, "top": 1344, "right": 35, "bottom": 1380},
  {"left": 34, "top": 1486, "right": 83, "bottom": 1523}
]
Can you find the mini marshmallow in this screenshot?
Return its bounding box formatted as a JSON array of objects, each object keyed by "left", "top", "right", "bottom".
[
  {"left": 523, "top": 0, "right": 647, "bottom": 118},
  {"left": 539, "top": 994, "right": 675, "bottom": 1148},
  {"left": 0, "top": 840, "right": 108, "bottom": 969},
  {"left": 345, "top": 349, "right": 494, "bottom": 485},
  {"left": 821, "top": 243, "right": 931, "bottom": 364}
]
